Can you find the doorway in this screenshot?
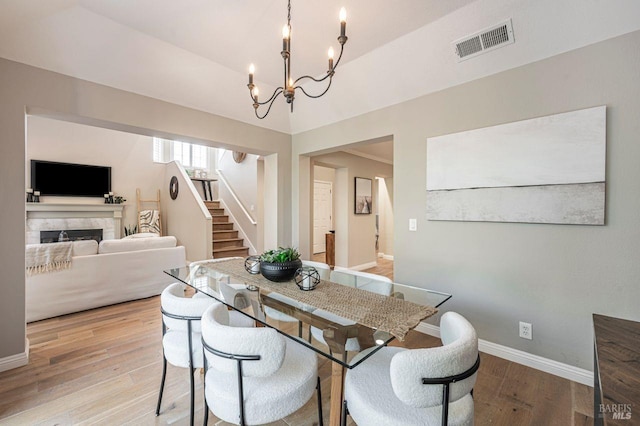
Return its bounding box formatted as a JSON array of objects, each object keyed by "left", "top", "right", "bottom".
[{"left": 313, "top": 180, "right": 333, "bottom": 254}]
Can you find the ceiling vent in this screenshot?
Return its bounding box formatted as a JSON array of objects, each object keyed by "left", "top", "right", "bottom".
[{"left": 453, "top": 19, "right": 514, "bottom": 61}]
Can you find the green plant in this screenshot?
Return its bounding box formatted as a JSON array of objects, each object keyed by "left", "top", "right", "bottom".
[{"left": 259, "top": 247, "right": 300, "bottom": 263}]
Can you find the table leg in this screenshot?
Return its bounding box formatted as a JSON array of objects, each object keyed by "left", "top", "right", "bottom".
[
  {"left": 206, "top": 181, "right": 213, "bottom": 201},
  {"left": 200, "top": 181, "right": 208, "bottom": 200},
  {"left": 330, "top": 359, "right": 346, "bottom": 426}
]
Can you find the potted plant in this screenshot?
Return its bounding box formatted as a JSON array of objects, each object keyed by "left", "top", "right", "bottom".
[{"left": 259, "top": 247, "right": 302, "bottom": 282}]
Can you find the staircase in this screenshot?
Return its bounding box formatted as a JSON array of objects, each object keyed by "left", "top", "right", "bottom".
[{"left": 205, "top": 201, "right": 250, "bottom": 258}]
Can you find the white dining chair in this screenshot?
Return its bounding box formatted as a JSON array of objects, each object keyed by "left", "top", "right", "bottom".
[
  {"left": 342, "top": 311, "right": 480, "bottom": 426},
  {"left": 309, "top": 269, "right": 392, "bottom": 353},
  {"left": 156, "top": 283, "right": 253, "bottom": 426},
  {"left": 218, "top": 280, "right": 265, "bottom": 323},
  {"left": 201, "top": 303, "right": 323, "bottom": 425},
  {"left": 189, "top": 257, "right": 246, "bottom": 299}
]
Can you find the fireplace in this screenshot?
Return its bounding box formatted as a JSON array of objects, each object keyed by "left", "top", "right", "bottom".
[
  {"left": 26, "top": 203, "right": 124, "bottom": 244},
  {"left": 40, "top": 229, "right": 103, "bottom": 243}
]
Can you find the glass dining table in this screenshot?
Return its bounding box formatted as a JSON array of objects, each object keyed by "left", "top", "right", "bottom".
[{"left": 165, "top": 258, "right": 451, "bottom": 426}]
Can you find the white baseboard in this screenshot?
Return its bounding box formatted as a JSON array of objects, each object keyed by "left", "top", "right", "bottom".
[
  {"left": 377, "top": 253, "right": 394, "bottom": 260},
  {"left": 0, "top": 339, "right": 29, "bottom": 373},
  {"left": 415, "top": 323, "right": 593, "bottom": 387},
  {"left": 336, "top": 261, "right": 378, "bottom": 272}
]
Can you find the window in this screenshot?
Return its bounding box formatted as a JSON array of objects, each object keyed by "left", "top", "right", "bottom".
[
  {"left": 153, "top": 138, "right": 163, "bottom": 162},
  {"left": 153, "top": 138, "right": 209, "bottom": 170}
]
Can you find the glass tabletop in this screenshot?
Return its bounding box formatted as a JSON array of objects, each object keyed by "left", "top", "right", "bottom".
[{"left": 164, "top": 262, "right": 451, "bottom": 369}]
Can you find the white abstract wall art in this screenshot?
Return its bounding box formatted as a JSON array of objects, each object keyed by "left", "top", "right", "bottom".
[{"left": 426, "top": 106, "right": 606, "bottom": 225}]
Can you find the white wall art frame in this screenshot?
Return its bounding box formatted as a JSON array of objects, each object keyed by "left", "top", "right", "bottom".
[{"left": 426, "top": 106, "right": 606, "bottom": 225}]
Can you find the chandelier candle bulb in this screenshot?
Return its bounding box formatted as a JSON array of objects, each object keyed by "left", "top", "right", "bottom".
[
  {"left": 328, "top": 47, "right": 334, "bottom": 70},
  {"left": 339, "top": 7, "right": 347, "bottom": 37},
  {"left": 248, "top": 64, "right": 254, "bottom": 84},
  {"left": 282, "top": 25, "right": 290, "bottom": 51}
]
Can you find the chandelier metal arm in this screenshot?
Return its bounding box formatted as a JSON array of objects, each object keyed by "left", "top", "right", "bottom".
[
  {"left": 249, "top": 86, "right": 284, "bottom": 106},
  {"left": 254, "top": 94, "right": 282, "bottom": 119},
  {"left": 293, "top": 43, "right": 345, "bottom": 86},
  {"left": 296, "top": 76, "right": 333, "bottom": 99}
]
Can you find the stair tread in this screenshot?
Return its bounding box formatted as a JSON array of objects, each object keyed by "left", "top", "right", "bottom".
[
  {"left": 213, "top": 238, "right": 243, "bottom": 243},
  {"left": 212, "top": 247, "right": 249, "bottom": 254}
]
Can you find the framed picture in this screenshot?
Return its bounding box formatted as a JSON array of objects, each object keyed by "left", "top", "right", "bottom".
[{"left": 354, "top": 177, "right": 372, "bottom": 214}]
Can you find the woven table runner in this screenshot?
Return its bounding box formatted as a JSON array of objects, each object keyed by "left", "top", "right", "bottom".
[{"left": 200, "top": 258, "right": 437, "bottom": 341}]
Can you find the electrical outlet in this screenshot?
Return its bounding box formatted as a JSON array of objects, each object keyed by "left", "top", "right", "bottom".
[
  {"left": 519, "top": 321, "right": 532, "bottom": 340},
  {"left": 409, "top": 218, "right": 417, "bottom": 231}
]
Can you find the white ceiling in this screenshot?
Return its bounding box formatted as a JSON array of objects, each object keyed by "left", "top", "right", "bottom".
[{"left": 1, "top": 0, "right": 639, "bottom": 135}]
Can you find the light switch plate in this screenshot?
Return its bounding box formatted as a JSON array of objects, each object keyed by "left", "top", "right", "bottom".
[{"left": 409, "top": 218, "right": 417, "bottom": 231}]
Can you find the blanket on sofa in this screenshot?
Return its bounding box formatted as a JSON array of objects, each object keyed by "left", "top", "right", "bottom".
[{"left": 26, "top": 242, "right": 73, "bottom": 276}]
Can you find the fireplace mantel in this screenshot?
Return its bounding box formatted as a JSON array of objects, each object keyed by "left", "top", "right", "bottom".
[
  {"left": 26, "top": 203, "right": 124, "bottom": 218},
  {"left": 26, "top": 203, "right": 126, "bottom": 243}
]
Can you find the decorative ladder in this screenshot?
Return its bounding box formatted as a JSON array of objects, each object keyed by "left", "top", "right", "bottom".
[{"left": 206, "top": 201, "right": 250, "bottom": 258}]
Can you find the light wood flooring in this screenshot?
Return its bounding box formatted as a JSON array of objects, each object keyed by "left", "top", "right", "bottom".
[{"left": 0, "top": 290, "right": 593, "bottom": 425}]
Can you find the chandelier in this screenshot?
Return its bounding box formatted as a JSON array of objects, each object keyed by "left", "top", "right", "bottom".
[{"left": 247, "top": 0, "right": 348, "bottom": 119}]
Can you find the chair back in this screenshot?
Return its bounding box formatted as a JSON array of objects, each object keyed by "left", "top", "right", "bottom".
[
  {"left": 330, "top": 269, "right": 393, "bottom": 296},
  {"left": 189, "top": 257, "right": 245, "bottom": 299},
  {"left": 202, "top": 303, "right": 285, "bottom": 377},
  {"left": 160, "top": 283, "right": 217, "bottom": 333},
  {"left": 389, "top": 312, "right": 478, "bottom": 408},
  {"left": 218, "top": 281, "right": 266, "bottom": 322},
  {"left": 301, "top": 260, "right": 331, "bottom": 281}
]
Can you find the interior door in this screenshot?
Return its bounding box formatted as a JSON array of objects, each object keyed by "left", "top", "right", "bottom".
[{"left": 313, "top": 181, "right": 333, "bottom": 254}]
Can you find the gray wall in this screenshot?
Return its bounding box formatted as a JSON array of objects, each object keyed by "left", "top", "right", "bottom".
[
  {"left": 0, "top": 58, "right": 291, "bottom": 361},
  {"left": 292, "top": 31, "right": 640, "bottom": 370}
]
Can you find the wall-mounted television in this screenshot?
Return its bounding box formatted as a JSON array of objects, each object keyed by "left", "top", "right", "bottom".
[{"left": 31, "top": 160, "right": 112, "bottom": 197}]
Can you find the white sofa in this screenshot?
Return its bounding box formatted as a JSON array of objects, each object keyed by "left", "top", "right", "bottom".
[{"left": 26, "top": 235, "right": 187, "bottom": 322}]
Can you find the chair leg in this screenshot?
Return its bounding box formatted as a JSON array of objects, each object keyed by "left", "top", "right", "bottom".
[
  {"left": 203, "top": 348, "right": 209, "bottom": 426},
  {"left": 188, "top": 366, "right": 196, "bottom": 426},
  {"left": 341, "top": 400, "right": 348, "bottom": 426},
  {"left": 298, "top": 321, "right": 303, "bottom": 338},
  {"left": 155, "top": 354, "right": 167, "bottom": 416},
  {"left": 316, "top": 376, "right": 323, "bottom": 426},
  {"left": 203, "top": 396, "right": 209, "bottom": 426}
]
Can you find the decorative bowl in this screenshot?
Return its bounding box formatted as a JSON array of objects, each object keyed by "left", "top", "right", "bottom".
[{"left": 260, "top": 259, "right": 302, "bottom": 282}]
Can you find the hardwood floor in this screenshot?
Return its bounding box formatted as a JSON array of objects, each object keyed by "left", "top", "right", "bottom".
[{"left": 0, "top": 293, "right": 593, "bottom": 425}]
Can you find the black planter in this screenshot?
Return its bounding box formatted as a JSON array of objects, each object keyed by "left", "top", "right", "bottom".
[{"left": 260, "top": 259, "right": 302, "bottom": 282}]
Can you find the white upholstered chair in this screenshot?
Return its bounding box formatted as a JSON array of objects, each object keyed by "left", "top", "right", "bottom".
[
  {"left": 218, "top": 280, "right": 265, "bottom": 323},
  {"left": 309, "top": 269, "right": 393, "bottom": 352},
  {"left": 189, "top": 257, "right": 245, "bottom": 299},
  {"left": 342, "top": 311, "right": 480, "bottom": 426},
  {"left": 201, "top": 303, "right": 323, "bottom": 426},
  {"left": 155, "top": 283, "right": 252, "bottom": 426}
]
